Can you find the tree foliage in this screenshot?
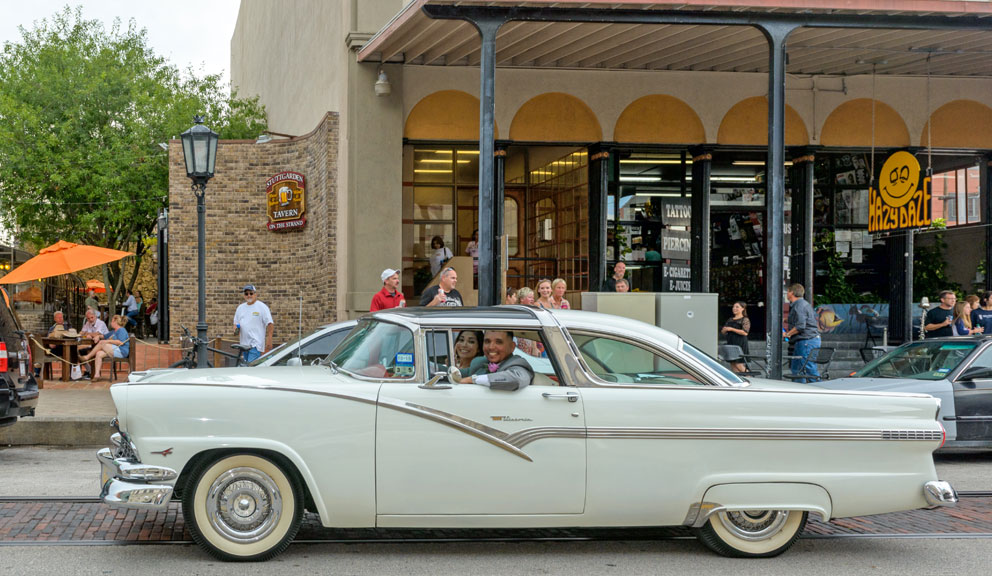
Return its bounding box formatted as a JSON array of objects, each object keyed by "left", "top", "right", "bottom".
[{"left": 0, "top": 6, "right": 266, "bottom": 291}]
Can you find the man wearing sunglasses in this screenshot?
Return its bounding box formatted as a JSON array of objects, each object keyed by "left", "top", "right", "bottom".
[{"left": 233, "top": 284, "right": 274, "bottom": 363}]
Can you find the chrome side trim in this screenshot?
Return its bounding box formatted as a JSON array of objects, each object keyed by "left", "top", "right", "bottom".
[
  {"left": 586, "top": 427, "right": 943, "bottom": 442},
  {"left": 683, "top": 501, "right": 725, "bottom": 527},
  {"left": 388, "top": 401, "right": 534, "bottom": 462}
]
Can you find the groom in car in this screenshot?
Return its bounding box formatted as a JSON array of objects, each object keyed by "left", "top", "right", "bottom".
[{"left": 457, "top": 330, "right": 534, "bottom": 391}]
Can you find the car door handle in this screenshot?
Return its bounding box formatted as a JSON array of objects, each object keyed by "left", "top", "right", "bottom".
[{"left": 542, "top": 391, "right": 579, "bottom": 403}]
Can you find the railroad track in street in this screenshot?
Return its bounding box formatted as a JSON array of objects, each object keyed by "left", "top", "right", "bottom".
[{"left": 1, "top": 494, "right": 990, "bottom": 545}]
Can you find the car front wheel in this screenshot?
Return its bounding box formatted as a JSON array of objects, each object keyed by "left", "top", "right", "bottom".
[
  {"left": 694, "top": 509, "right": 807, "bottom": 558},
  {"left": 183, "top": 453, "right": 303, "bottom": 561}
]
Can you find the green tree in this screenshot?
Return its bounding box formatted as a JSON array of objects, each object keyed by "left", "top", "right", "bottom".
[{"left": 0, "top": 6, "right": 266, "bottom": 293}]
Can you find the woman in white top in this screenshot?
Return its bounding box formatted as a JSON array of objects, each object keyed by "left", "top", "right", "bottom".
[
  {"left": 551, "top": 278, "right": 570, "bottom": 309},
  {"left": 429, "top": 235, "right": 453, "bottom": 277}
]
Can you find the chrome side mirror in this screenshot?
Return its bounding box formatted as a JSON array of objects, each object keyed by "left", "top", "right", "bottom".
[{"left": 419, "top": 371, "right": 452, "bottom": 390}]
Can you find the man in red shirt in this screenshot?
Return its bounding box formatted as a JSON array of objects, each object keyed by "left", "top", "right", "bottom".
[{"left": 370, "top": 268, "right": 406, "bottom": 311}]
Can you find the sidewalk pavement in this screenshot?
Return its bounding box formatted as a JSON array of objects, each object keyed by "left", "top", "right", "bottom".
[{"left": 0, "top": 337, "right": 183, "bottom": 447}]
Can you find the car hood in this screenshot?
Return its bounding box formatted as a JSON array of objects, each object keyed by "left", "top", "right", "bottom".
[
  {"left": 125, "top": 365, "right": 331, "bottom": 387},
  {"left": 740, "top": 377, "right": 824, "bottom": 391}
]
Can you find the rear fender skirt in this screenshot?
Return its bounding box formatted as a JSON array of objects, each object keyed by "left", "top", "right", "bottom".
[{"left": 683, "top": 482, "right": 831, "bottom": 527}]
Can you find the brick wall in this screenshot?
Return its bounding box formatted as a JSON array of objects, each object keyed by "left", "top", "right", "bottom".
[{"left": 167, "top": 113, "right": 339, "bottom": 345}]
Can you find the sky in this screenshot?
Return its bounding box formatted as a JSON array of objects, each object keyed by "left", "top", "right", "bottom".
[{"left": 0, "top": 0, "right": 242, "bottom": 85}]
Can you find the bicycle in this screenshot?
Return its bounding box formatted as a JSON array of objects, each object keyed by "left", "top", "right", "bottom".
[{"left": 170, "top": 324, "right": 253, "bottom": 369}]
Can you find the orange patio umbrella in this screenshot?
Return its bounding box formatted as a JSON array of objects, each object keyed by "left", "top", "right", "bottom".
[
  {"left": 0, "top": 241, "right": 133, "bottom": 284},
  {"left": 85, "top": 279, "right": 107, "bottom": 293}
]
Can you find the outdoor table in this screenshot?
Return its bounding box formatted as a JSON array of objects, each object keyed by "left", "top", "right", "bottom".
[{"left": 41, "top": 336, "right": 94, "bottom": 381}]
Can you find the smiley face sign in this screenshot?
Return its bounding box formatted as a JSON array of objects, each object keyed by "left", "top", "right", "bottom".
[
  {"left": 868, "top": 150, "right": 930, "bottom": 233},
  {"left": 879, "top": 151, "right": 921, "bottom": 208}
]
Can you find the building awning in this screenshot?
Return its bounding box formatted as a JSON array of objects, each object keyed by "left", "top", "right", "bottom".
[{"left": 358, "top": 0, "right": 992, "bottom": 77}]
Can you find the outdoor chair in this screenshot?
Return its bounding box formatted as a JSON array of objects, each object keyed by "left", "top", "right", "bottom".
[
  {"left": 29, "top": 335, "right": 58, "bottom": 384},
  {"left": 111, "top": 335, "right": 137, "bottom": 380},
  {"left": 783, "top": 347, "right": 834, "bottom": 382},
  {"left": 717, "top": 344, "right": 762, "bottom": 377}
]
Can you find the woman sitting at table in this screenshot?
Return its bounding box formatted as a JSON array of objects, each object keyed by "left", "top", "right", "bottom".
[{"left": 80, "top": 315, "right": 129, "bottom": 380}]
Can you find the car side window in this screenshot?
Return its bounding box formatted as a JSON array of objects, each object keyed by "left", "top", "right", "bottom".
[
  {"left": 425, "top": 329, "right": 451, "bottom": 375},
  {"left": 966, "top": 345, "right": 992, "bottom": 371},
  {"left": 571, "top": 332, "right": 705, "bottom": 386},
  {"left": 273, "top": 330, "right": 350, "bottom": 367}
]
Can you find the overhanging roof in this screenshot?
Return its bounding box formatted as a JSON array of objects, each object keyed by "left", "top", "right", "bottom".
[{"left": 357, "top": 0, "right": 992, "bottom": 77}]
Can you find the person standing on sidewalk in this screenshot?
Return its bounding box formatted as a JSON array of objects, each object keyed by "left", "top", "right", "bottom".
[
  {"left": 784, "top": 284, "right": 820, "bottom": 382},
  {"left": 233, "top": 284, "right": 273, "bottom": 363},
  {"left": 370, "top": 268, "right": 406, "bottom": 312},
  {"left": 924, "top": 290, "right": 957, "bottom": 338}
]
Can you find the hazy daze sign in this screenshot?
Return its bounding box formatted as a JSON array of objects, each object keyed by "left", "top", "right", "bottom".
[
  {"left": 266, "top": 171, "right": 307, "bottom": 231},
  {"left": 868, "top": 151, "right": 931, "bottom": 233}
]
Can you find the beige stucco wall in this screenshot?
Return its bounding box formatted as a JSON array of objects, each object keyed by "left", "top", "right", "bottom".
[
  {"left": 230, "top": 1, "right": 992, "bottom": 315},
  {"left": 401, "top": 67, "right": 992, "bottom": 147}
]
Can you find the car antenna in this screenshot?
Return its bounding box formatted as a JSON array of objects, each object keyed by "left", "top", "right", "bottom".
[{"left": 297, "top": 291, "right": 303, "bottom": 359}]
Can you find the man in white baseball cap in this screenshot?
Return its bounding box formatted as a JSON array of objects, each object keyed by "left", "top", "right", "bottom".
[
  {"left": 233, "top": 283, "right": 273, "bottom": 363},
  {"left": 370, "top": 268, "right": 406, "bottom": 311}
]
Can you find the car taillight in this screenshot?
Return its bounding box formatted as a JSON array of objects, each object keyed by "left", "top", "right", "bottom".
[{"left": 0, "top": 342, "right": 8, "bottom": 372}]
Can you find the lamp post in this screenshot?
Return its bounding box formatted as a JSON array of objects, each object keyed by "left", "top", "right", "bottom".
[{"left": 180, "top": 116, "right": 219, "bottom": 368}]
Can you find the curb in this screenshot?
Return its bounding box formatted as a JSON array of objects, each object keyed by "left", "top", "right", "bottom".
[{"left": 0, "top": 418, "right": 110, "bottom": 446}]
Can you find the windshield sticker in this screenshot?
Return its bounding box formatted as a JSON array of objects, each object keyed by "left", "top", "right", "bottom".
[
  {"left": 395, "top": 353, "right": 414, "bottom": 366},
  {"left": 937, "top": 368, "right": 951, "bottom": 373},
  {"left": 940, "top": 344, "right": 975, "bottom": 350}
]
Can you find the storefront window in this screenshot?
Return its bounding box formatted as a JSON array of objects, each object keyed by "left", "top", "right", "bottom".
[{"left": 932, "top": 164, "right": 981, "bottom": 227}]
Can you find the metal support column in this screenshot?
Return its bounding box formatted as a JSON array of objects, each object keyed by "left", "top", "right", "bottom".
[
  {"left": 985, "top": 157, "right": 992, "bottom": 291},
  {"left": 790, "top": 153, "right": 815, "bottom": 294},
  {"left": 493, "top": 146, "right": 506, "bottom": 299},
  {"left": 157, "top": 209, "right": 169, "bottom": 343},
  {"left": 887, "top": 231, "right": 912, "bottom": 343},
  {"left": 473, "top": 17, "right": 502, "bottom": 306},
  {"left": 758, "top": 22, "right": 797, "bottom": 380},
  {"left": 588, "top": 145, "right": 611, "bottom": 291},
  {"left": 689, "top": 147, "right": 711, "bottom": 292}
]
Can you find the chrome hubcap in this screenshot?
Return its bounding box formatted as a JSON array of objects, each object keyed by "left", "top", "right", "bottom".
[
  {"left": 206, "top": 467, "right": 282, "bottom": 543},
  {"left": 718, "top": 510, "right": 789, "bottom": 541}
]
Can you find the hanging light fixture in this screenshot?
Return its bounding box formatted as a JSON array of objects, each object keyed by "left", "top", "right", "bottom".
[{"left": 374, "top": 68, "right": 392, "bottom": 97}]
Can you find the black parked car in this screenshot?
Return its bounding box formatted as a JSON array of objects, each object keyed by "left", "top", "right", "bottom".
[{"left": 0, "top": 287, "right": 38, "bottom": 427}]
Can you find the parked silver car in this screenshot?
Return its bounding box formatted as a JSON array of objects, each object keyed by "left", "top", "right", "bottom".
[
  {"left": 250, "top": 320, "right": 357, "bottom": 367},
  {"left": 817, "top": 337, "right": 992, "bottom": 448}
]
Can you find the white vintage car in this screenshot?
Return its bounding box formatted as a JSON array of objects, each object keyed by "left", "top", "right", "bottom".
[{"left": 97, "top": 307, "right": 956, "bottom": 561}]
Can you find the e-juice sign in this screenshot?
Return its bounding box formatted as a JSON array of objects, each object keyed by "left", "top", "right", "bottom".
[{"left": 868, "top": 150, "right": 931, "bottom": 233}]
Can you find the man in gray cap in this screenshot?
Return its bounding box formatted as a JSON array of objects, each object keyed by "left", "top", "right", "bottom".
[
  {"left": 370, "top": 268, "right": 406, "bottom": 312},
  {"left": 233, "top": 284, "right": 273, "bottom": 363}
]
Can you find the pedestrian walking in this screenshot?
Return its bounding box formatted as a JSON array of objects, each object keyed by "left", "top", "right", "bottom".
[
  {"left": 233, "top": 284, "right": 273, "bottom": 363},
  {"left": 784, "top": 284, "right": 820, "bottom": 382}
]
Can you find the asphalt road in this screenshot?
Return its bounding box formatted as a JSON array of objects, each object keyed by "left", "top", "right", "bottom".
[
  {"left": 3, "top": 446, "right": 989, "bottom": 498},
  {"left": 1, "top": 446, "right": 990, "bottom": 575}
]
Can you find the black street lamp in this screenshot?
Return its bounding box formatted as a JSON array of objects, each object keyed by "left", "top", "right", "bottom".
[{"left": 180, "top": 116, "right": 219, "bottom": 368}]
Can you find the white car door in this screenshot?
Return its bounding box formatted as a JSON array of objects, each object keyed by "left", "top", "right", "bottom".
[{"left": 375, "top": 328, "right": 586, "bottom": 516}]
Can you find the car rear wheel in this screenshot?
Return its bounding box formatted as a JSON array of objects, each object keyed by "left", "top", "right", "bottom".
[
  {"left": 183, "top": 453, "right": 303, "bottom": 562},
  {"left": 694, "top": 509, "right": 807, "bottom": 558}
]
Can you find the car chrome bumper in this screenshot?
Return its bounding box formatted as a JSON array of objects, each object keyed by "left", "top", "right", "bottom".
[
  {"left": 97, "top": 446, "right": 177, "bottom": 511},
  {"left": 923, "top": 480, "right": 958, "bottom": 507}
]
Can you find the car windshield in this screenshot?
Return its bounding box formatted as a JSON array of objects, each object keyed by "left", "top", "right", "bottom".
[
  {"left": 328, "top": 320, "right": 416, "bottom": 379},
  {"left": 856, "top": 340, "right": 978, "bottom": 380},
  {"left": 679, "top": 340, "right": 746, "bottom": 385},
  {"left": 249, "top": 341, "right": 292, "bottom": 366}
]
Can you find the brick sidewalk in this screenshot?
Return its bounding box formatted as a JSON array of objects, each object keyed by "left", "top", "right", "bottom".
[{"left": 2, "top": 498, "right": 990, "bottom": 543}]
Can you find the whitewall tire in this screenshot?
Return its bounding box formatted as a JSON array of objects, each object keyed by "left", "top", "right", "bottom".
[
  {"left": 695, "top": 509, "right": 807, "bottom": 558},
  {"left": 183, "top": 453, "right": 303, "bottom": 561}
]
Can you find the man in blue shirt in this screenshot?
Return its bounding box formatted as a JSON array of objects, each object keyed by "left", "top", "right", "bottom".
[
  {"left": 971, "top": 291, "right": 992, "bottom": 335},
  {"left": 784, "top": 284, "right": 821, "bottom": 382}
]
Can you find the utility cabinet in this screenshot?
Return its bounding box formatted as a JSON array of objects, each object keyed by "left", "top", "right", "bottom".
[{"left": 581, "top": 292, "right": 719, "bottom": 357}]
